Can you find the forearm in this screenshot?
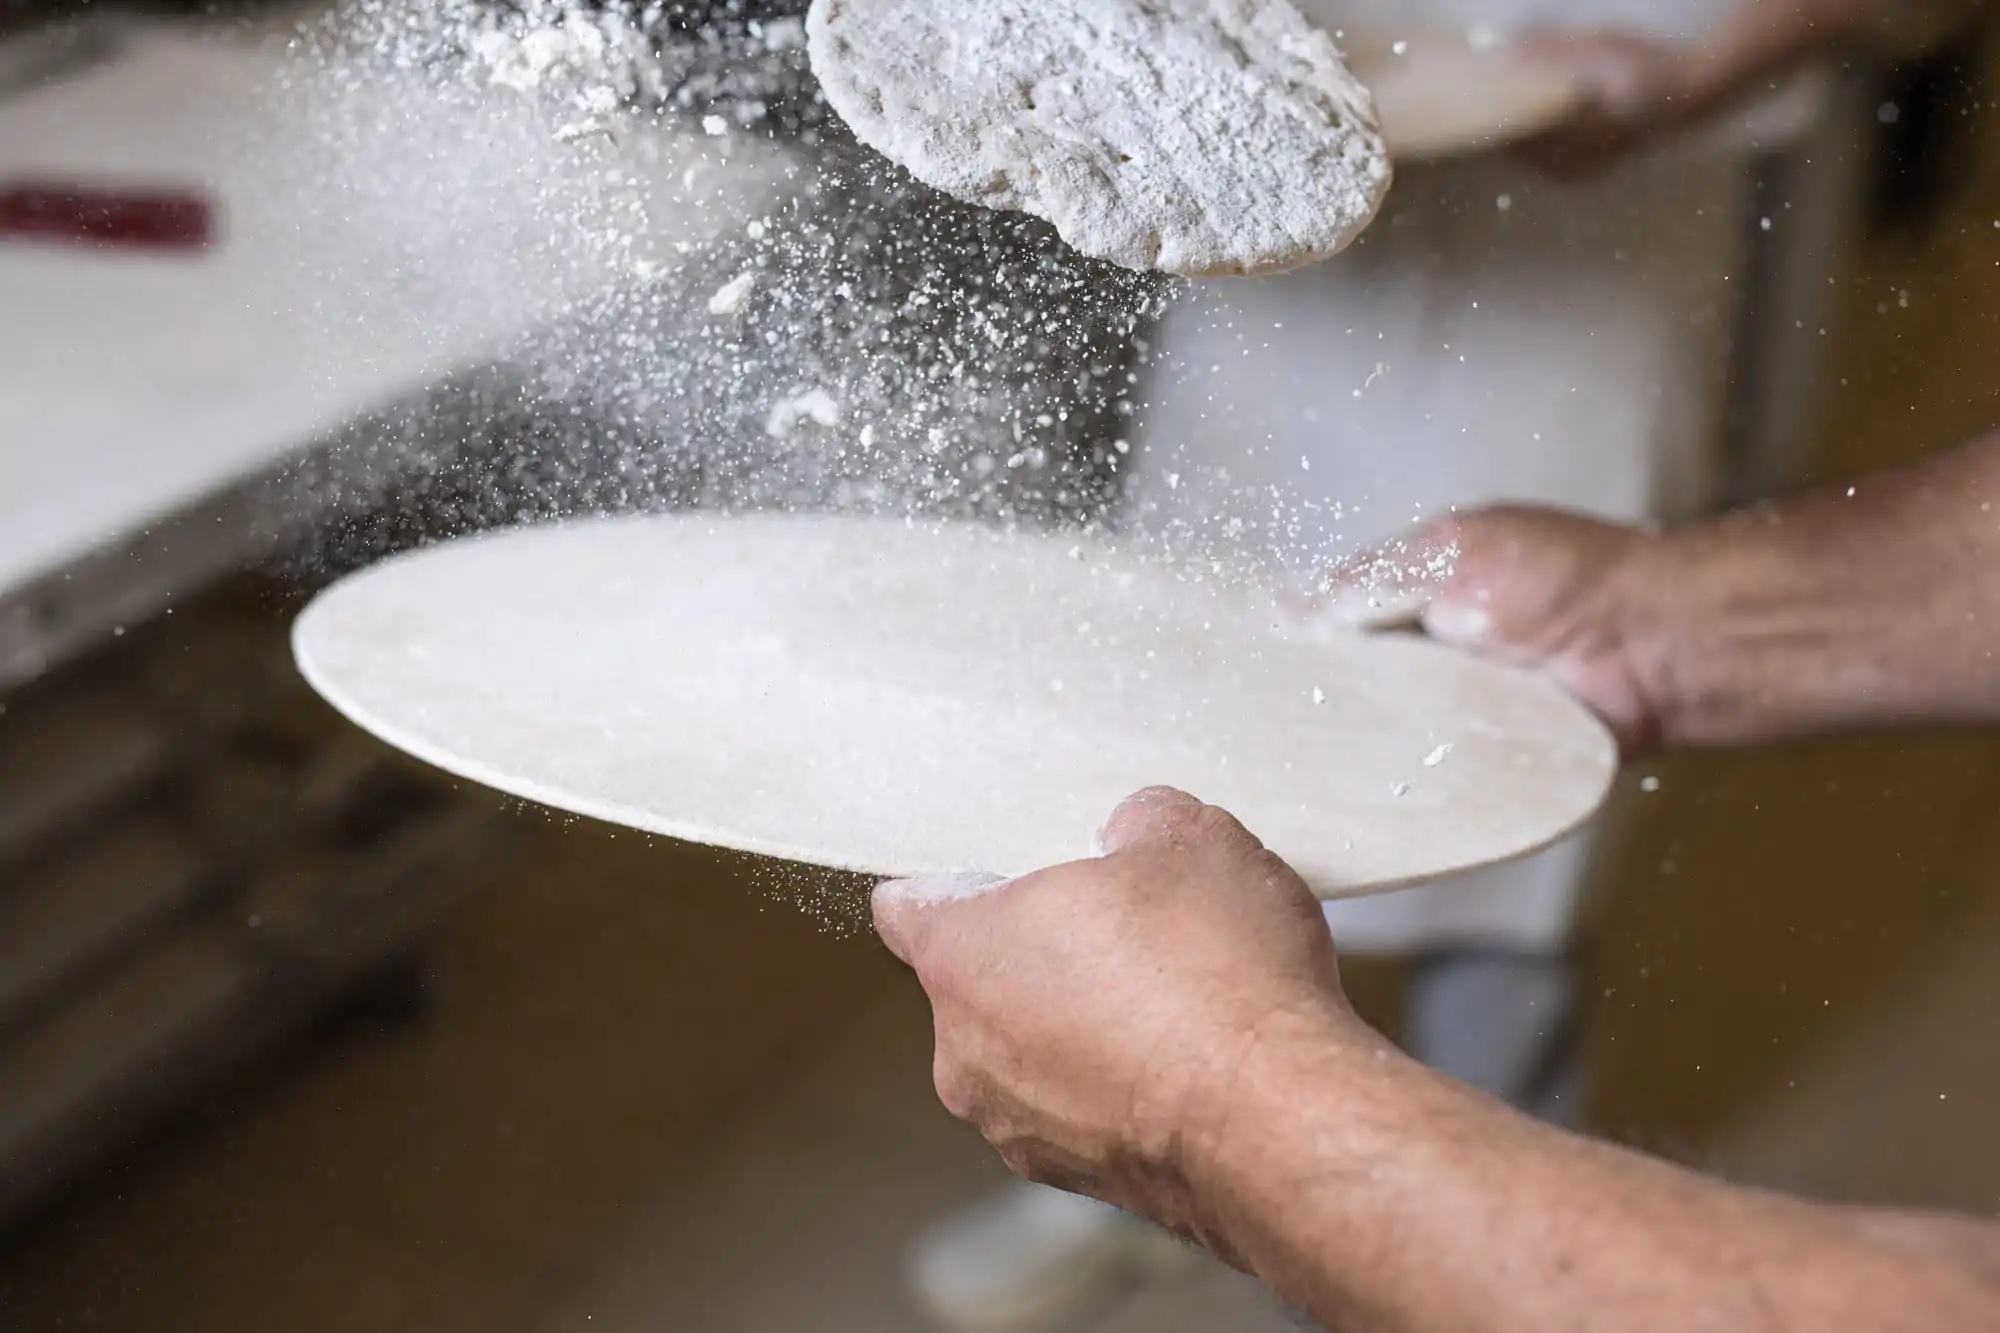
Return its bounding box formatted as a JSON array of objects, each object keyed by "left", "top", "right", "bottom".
[
  {"left": 1186, "top": 1010, "right": 2000, "bottom": 1333},
  {"left": 1628, "top": 433, "right": 2000, "bottom": 746},
  {"left": 1674, "top": 0, "right": 1968, "bottom": 113},
  {"left": 1844, "top": 0, "right": 1985, "bottom": 57},
  {"left": 1697, "top": 0, "right": 1851, "bottom": 83},
  {"left": 1707, "top": 0, "right": 1969, "bottom": 65}
]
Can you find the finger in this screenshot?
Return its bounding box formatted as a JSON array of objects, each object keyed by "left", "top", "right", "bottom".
[
  {"left": 872, "top": 871, "right": 1009, "bottom": 965},
  {"left": 1306, "top": 522, "right": 1461, "bottom": 629},
  {"left": 1093, "top": 786, "right": 1203, "bottom": 856},
  {"left": 1325, "top": 521, "right": 1459, "bottom": 596},
  {"left": 1305, "top": 580, "right": 1431, "bottom": 633},
  {"left": 1420, "top": 593, "right": 1499, "bottom": 650},
  {"left": 1417, "top": 506, "right": 1642, "bottom": 658},
  {"left": 1415, "top": 510, "right": 1528, "bottom": 650}
]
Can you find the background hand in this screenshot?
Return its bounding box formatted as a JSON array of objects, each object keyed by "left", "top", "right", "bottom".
[
  {"left": 1510, "top": 28, "right": 1718, "bottom": 175},
  {"left": 1507, "top": 0, "right": 1867, "bottom": 177}
]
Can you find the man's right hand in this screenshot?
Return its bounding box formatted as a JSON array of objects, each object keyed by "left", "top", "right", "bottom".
[
  {"left": 1319, "top": 505, "right": 1697, "bottom": 754},
  {"left": 1393, "top": 508, "right": 1671, "bottom": 754},
  {"left": 1508, "top": 0, "right": 1957, "bottom": 176},
  {"left": 1333, "top": 435, "right": 2000, "bottom": 754}
]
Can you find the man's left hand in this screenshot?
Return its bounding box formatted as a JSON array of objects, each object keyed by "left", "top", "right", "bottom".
[{"left": 873, "top": 787, "right": 1362, "bottom": 1250}]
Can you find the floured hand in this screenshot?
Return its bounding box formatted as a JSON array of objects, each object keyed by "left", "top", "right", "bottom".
[
  {"left": 1321, "top": 434, "right": 2000, "bottom": 754},
  {"left": 1375, "top": 509, "right": 1668, "bottom": 755},
  {"left": 873, "top": 787, "right": 1361, "bottom": 1248},
  {"left": 1509, "top": 0, "right": 1948, "bottom": 175}
]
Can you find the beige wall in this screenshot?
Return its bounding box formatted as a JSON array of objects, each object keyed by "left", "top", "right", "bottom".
[{"left": 1584, "top": 24, "right": 2000, "bottom": 1207}]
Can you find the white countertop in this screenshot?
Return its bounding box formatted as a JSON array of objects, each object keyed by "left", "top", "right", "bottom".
[{"left": 0, "top": 23, "right": 792, "bottom": 598}]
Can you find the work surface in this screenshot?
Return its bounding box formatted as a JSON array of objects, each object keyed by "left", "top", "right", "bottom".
[{"left": 0, "top": 23, "right": 788, "bottom": 601}]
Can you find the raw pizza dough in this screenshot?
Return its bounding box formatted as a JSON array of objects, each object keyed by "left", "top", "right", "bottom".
[
  {"left": 806, "top": 0, "right": 1392, "bottom": 277},
  {"left": 292, "top": 515, "right": 1616, "bottom": 899}
]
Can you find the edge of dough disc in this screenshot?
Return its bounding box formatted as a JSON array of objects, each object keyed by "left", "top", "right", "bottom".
[{"left": 291, "top": 518, "right": 1619, "bottom": 898}]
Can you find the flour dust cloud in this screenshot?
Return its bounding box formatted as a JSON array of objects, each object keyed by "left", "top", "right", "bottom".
[{"left": 250, "top": 0, "right": 1417, "bottom": 921}]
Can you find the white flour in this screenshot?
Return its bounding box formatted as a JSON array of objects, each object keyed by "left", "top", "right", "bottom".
[
  {"left": 806, "top": 0, "right": 1392, "bottom": 277},
  {"left": 278, "top": 0, "right": 1168, "bottom": 581},
  {"left": 878, "top": 872, "right": 1013, "bottom": 906}
]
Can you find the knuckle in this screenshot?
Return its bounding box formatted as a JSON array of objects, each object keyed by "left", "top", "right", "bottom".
[
  {"left": 1421, "top": 510, "right": 1473, "bottom": 545},
  {"left": 1099, "top": 786, "right": 1202, "bottom": 854},
  {"left": 1245, "top": 846, "right": 1319, "bottom": 910},
  {"left": 932, "top": 1056, "right": 981, "bottom": 1122},
  {"left": 1147, "top": 800, "right": 1208, "bottom": 842},
  {"left": 1183, "top": 802, "right": 1262, "bottom": 856},
  {"left": 1431, "top": 509, "right": 1503, "bottom": 561}
]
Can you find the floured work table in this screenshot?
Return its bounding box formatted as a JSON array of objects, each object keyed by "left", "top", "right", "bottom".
[{"left": 0, "top": 18, "right": 791, "bottom": 1227}]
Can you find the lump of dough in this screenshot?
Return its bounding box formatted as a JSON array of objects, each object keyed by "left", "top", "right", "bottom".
[{"left": 807, "top": 0, "right": 1392, "bottom": 277}]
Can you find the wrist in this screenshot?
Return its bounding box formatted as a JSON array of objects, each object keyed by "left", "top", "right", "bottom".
[
  {"left": 1621, "top": 497, "right": 1880, "bottom": 748},
  {"left": 1611, "top": 519, "right": 1788, "bottom": 748},
  {"left": 1606, "top": 529, "right": 1722, "bottom": 748},
  {"left": 1172, "top": 999, "right": 1391, "bottom": 1240}
]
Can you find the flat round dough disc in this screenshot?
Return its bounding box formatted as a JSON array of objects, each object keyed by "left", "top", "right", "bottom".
[
  {"left": 1329, "top": 22, "right": 1585, "bottom": 160},
  {"left": 292, "top": 516, "right": 1616, "bottom": 899},
  {"left": 806, "top": 0, "right": 1392, "bottom": 277}
]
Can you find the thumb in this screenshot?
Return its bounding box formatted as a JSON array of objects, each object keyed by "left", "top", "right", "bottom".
[{"left": 872, "top": 871, "right": 1009, "bottom": 966}]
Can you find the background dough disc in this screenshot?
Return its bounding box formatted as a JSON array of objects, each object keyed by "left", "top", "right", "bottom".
[
  {"left": 1310, "top": 14, "right": 1587, "bottom": 160},
  {"left": 806, "top": 0, "right": 1391, "bottom": 277},
  {"left": 292, "top": 515, "right": 1616, "bottom": 899}
]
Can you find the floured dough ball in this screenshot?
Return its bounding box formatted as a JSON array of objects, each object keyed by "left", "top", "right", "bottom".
[{"left": 807, "top": 0, "right": 1392, "bottom": 277}]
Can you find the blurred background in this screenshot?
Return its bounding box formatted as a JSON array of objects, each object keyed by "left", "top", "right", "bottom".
[{"left": 5, "top": 1, "right": 2000, "bottom": 1329}]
